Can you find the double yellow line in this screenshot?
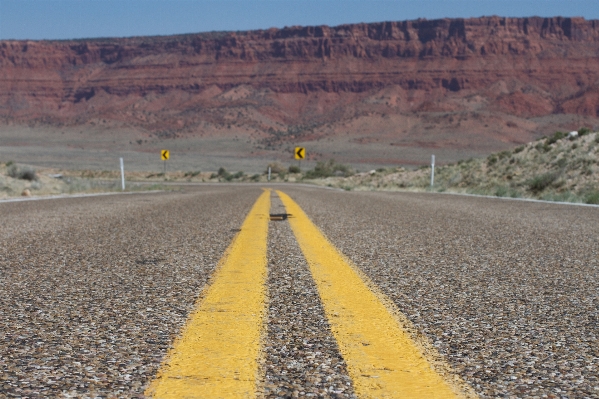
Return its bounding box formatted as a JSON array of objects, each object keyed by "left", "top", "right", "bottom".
[{"left": 146, "top": 190, "right": 476, "bottom": 398}]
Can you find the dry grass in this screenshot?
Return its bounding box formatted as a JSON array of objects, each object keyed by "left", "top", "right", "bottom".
[
  {"left": 3, "top": 130, "right": 597, "bottom": 204},
  {"left": 303, "top": 131, "right": 599, "bottom": 204},
  {"left": 0, "top": 161, "right": 283, "bottom": 199},
  {"left": 0, "top": 163, "right": 171, "bottom": 199}
]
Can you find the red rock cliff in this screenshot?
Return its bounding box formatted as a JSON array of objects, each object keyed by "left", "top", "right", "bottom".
[{"left": 1, "top": 16, "right": 599, "bottom": 128}]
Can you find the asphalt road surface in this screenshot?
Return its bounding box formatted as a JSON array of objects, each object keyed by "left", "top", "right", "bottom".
[{"left": 0, "top": 185, "right": 597, "bottom": 398}]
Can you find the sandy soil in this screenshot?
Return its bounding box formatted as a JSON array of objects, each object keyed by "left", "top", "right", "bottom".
[{"left": 3, "top": 107, "right": 598, "bottom": 176}]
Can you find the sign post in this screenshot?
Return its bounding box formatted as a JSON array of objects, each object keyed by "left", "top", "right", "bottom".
[
  {"left": 430, "top": 154, "right": 435, "bottom": 188},
  {"left": 295, "top": 147, "right": 305, "bottom": 170},
  {"left": 161, "top": 150, "right": 170, "bottom": 174},
  {"left": 120, "top": 157, "right": 125, "bottom": 191}
]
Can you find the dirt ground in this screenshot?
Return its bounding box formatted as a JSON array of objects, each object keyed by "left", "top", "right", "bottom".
[{"left": 3, "top": 114, "right": 590, "bottom": 175}]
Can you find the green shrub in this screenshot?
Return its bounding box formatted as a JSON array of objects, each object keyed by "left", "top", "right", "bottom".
[
  {"left": 494, "top": 185, "right": 509, "bottom": 197},
  {"left": 215, "top": 167, "right": 235, "bottom": 181},
  {"left": 288, "top": 165, "right": 301, "bottom": 173},
  {"left": 556, "top": 158, "right": 567, "bottom": 168},
  {"left": 513, "top": 145, "right": 525, "bottom": 153},
  {"left": 7, "top": 164, "right": 38, "bottom": 181},
  {"left": 578, "top": 127, "right": 591, "bottom": 136},
  {"left": 7, "top": 164, "right": 18, "bottom": 178},
  {"left": 584, "top": 191, "right": 599, "bottom": 205},
  {"left": 19, "top": 168, "right": 38, "bottom": 181},
  {"left": 541, "top": 142, "right": 551, "bottom": 153},
  {"left": 215, "top": 170, "right": 243, "bottom": 181},
  {"left": 487, "top": 154, "right": 498, "bottom": 166},
  {"left": 265, "top": 162, "right": 286, "bottom": 175},
  {"left": 546, "top": 131, "right": 565, "bottom": 145},
  {"left": 527, "top": 172, "right": 559, "bottom": 193},
  {"left": 304, "top": 159, "right": 353, "bottom": 179},
  {"left": 251, "top": 174, "right": 260, "bottom": 182},
  {"left": 535, "top": 142, "right": 544, "bottom": 152},
  {"left": 497, "top": 150, "right": 511, "bottom": 160}
]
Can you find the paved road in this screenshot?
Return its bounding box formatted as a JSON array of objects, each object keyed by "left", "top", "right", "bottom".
[{"left": 0, "top": 185, "right": 597, "bottom": 398}]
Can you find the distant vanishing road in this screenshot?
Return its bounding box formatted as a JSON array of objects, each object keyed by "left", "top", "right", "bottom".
[{"left": 1, "top": 186, "right": 598, "bottom": 398}]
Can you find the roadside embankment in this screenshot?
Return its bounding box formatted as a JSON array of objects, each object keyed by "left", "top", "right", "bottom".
[{"left": 304, "top": 130, "right": 599, "bottom": 205}]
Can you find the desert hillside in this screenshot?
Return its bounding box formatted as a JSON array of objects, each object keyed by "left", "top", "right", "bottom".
[
  {"left": 1, "top": 17, "right": 599, "bottom": 170},
  {"left": 2, "top": 129, "right": 597, "bottom": 203},
  {"left": 311, "top": 129, "right": 599, "bottom": 204}
]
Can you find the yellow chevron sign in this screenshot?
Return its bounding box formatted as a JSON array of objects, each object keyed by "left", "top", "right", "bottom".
[
  {"left": 294, "top": 147, "right": 305, "bottom": 160},
  {"left": 161, "top": 150, "right": 170, "bottom": 161}
]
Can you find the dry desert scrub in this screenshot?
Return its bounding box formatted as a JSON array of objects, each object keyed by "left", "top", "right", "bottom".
[
  {"left": 0, "top": 162, "right": 167, "bottom": 199},
  {"left": 304, "top": 130, "right": 599, "bottom": 204}
]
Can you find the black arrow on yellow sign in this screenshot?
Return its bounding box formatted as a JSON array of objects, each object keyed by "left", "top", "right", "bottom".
[
  {"left": 161, "top": 150, "right": 169, "bottom": 174},
  {"left": 294, "top": 147, "right": 305, "bottom": 160}
]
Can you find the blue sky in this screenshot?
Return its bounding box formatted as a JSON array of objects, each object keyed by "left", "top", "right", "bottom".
[{"left": 1, "top": 0, "right": 598, "bottom": 40}]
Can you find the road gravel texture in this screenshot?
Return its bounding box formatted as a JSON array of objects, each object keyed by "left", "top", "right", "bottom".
[
  {"left": 261, "top": 194, "right": 356, "bottom": 398},
  {"left": 283, "top": 187, "right": 599, "bottom": 399},
  {"left": 0, "top": 187, "right": 259, "bottom": 398},
  {"left": 1, "top": 185, "right": 598, "bottom": 398}
]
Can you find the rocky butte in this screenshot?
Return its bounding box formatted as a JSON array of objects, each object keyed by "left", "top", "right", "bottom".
[{"left": 1, "top": 16, "right": 599, "bottom": 169}]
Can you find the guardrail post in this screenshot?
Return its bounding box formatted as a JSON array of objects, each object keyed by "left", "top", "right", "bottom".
[
  {"left": 120, "top": 158, "right": 125, "bottom": 191},
  {"left": 430, "top": 155, "right": 435, "bottom": 188}
]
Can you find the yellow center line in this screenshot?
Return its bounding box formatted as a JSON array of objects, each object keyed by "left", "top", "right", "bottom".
[
  {"left": 277, "top": 190, "right": 474, "bottom": 399},
  {"left": 145, "top": 190, "right": 271, "bottom": 399}
]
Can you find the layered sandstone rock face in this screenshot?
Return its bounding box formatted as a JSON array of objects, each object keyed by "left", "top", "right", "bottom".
[{"left": 1, "top": 16, "right": 598, "bottom": 146}]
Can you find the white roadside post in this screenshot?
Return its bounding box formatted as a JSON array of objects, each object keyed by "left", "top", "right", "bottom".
[
  {"left": 268, "top": 166, "right": 271, "bottom": 181},
  {"left": 120, "top": 157, "right": 125, "bottom": 191},
  {"left": 430, "top": 155, "right": 435, "bottom": 188}
]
